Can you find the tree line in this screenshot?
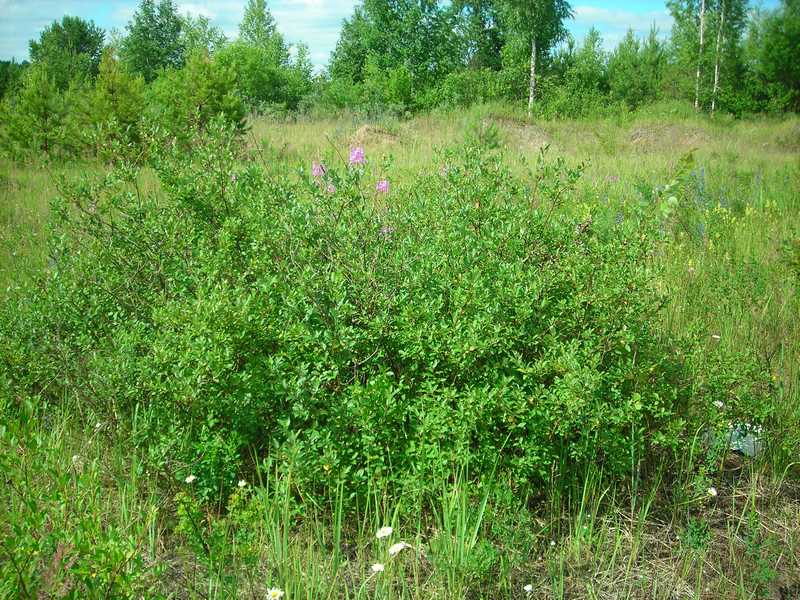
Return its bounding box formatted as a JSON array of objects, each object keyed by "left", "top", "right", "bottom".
[
  {"left": 326, "top": 0, "right": 799, "bottom": 116},
  {"left": 0, "top": 0, "right": 798, "bottom": 158}
]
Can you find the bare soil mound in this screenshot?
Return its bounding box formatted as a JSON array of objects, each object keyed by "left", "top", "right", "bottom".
[
  {"left": 629, "top": 123, "right": 710, "bottom": 151},
  {"left": 351, "top": 125, "right": 399, "bottom": 147},
  {"left": 496, "top": 120, "right": 551, "bottom": 153}
]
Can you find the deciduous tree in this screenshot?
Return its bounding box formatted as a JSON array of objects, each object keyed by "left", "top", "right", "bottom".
[
  {"left": 121, "top": 0, "right": 185, "bottom": 82},
  {"left": 501, "top": 0, "right": 573, "bottom": 115},
  {"left": 239, "top": 0, "right": 289, "bottom": 65},
  {"left": 182, "top": 14, "right": 227, "bottom": 55},
  {"left": 29, "top": 16, "right": 104, "bottom": 90}
]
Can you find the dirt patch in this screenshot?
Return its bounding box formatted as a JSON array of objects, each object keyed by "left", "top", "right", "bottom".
[
  {"left": 629, "top": 123, "right": 710, "bottom": 152},
  {"left": 775, "top": 123, "right": 800, "bottom": 151},
  {"left": 351, "top": 125, "right": 399, "bottom": 147},
  {"left": 496, "top": 120, "right": 551, "bottom": 153}
]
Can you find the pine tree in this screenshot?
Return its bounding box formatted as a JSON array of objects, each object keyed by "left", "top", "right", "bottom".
[
  {"left": 91, "top": 48, "right": 146, "bottom": 148},
  {"left": 0, "top": 64, "right": 67, "bottom": 157}
]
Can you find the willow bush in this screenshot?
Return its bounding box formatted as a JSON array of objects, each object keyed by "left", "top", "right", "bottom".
[{"left": 0, "top": 121, "right": 770, "bottom": 504}]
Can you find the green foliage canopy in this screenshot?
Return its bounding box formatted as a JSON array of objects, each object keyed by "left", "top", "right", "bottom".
[
  {"left": 29, "top": 15, "right": 105, "bottom": 90},
  {"left": 121, "top": 0, "right": 185, "bottom": 82}
]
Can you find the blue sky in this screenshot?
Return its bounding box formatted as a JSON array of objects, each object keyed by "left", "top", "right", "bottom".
[{"left": 0, "top": 0, "right": 779, "bottom": 68}]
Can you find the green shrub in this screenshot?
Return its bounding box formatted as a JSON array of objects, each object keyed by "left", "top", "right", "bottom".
[
  {"left": 534, "top": 75, "right": 625, "bottom": 120},
  {"left": 215, "top": 41, "right": 302, "bottom": 112},
  {"left": 425, "top": 68, "right": 526, "bottom": 109},
  {"left": 0, "top": 123, "right": 770, "bottom": 506},
  {"left": 0, "top": 404, "right": 160, "bottom": 597}
]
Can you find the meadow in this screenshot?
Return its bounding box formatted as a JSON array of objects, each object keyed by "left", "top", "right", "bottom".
[{"left": 1, "top": 104, "right": 799, "bottom": 599}]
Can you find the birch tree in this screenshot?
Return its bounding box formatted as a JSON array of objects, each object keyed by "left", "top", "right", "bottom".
[
  {"left": 711, "top": 0, "right": 748, "bottom": 114},
  {"left": 668, "top": 0, "right": 733, "bottom": 110},
  {"left": 695, "top": 0, "right": 706, "bottom": 110},
  {"left": 239, "top": 0, "right": 289, "bottom": 65},
  {"left": 502, "top": 0, "right": 572, "bottom": 116},
  {"left": 711, "top": 0, "right": 725, "bottom": 113},
  {"left": 120, "top": 0, "right": 185, "bottom": 82}
]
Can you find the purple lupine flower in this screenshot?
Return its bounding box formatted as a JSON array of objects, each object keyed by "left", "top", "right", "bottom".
[
  {"left": 376, "top": 179, "right": 389, "bottom": 194},
  {"left": 326, "top": 183, "right": 336, "bottom": 194},
  {"left": 312, "top": 161, "right": 326, "bottom": 178},
  {"left": 349, "top": 146, "right": 365, "bottom": 166}
]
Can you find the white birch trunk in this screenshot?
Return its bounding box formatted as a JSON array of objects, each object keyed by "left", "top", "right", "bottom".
[
  {"left": 711, "top": 0, "right": 725, "bottom": 115},
  {"left": 528, "top": 36, "right": 537, "bottom": 116},
  {"left": 695, "top": 0, "right": 707, "bottom": 111}
]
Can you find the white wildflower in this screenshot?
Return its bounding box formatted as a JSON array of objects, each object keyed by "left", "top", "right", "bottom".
[
  {"left": 524, "top": 584, "right": 534, "bottom": 594},
  {"left": 267, "top": 588, "right": 284, "bottom": 599},
  {"left": 707, "top": 487, "right": 718, "bottom": 497},
  {"left": 371, "top": 563, "right": 385, "bottom": 573},
  {"left": 238, "top": 479, "right": 247, "bottom": 488},
  {"left": 185, "top": 474, "right": 197, "bottom": 484},
  {"left": 713, "top": 400, "right": 724, "bottom": 409},
  {"left": 388, "top": 542, "right": 411, "bottom": 556},
  {"left": 376, "top": 526, "right": 393, "bottom": 539}
]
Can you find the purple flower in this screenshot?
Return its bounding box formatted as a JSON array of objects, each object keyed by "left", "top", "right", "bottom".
[
  {"left": 326, "top": 183, "right": 336, "bottom": 194},
  {"left": 349, "top": 146, "right": 365, "bottom": 166},
  {"left": 376, "top": 179, "right": 389, "bottom": 194},
  {"left": 312, "top": 161, "right": 326, "bottom": 178}
]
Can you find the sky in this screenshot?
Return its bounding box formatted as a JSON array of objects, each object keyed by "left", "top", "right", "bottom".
[{"left": 0, "top": 0, "right": 780, "bottom": 69}]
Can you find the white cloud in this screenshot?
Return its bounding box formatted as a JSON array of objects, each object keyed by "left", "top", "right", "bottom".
[
  {"left": 110, "top": 5, "right": 136, "bottom": 23},
  {"left": 177, "top": 2, "right": 218, "bottom": 19},
  {"left": 569, "top": 4, "right": 674, "bottom": 48}
]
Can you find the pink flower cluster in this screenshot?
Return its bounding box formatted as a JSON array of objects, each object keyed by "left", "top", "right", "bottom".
[
  {"left": 310, "top": 159, "right": 335, "bottom": 193},
  {"left": 310, "top": 147, "right": 390, "bottom": 197},
  {"left": 349, "top": 146, "right": 366, "bottom": 166}
]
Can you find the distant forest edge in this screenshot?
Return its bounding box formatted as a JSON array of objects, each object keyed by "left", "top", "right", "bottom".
[{"left": 1, "top": 0, "right": 798, "bottom": 158}]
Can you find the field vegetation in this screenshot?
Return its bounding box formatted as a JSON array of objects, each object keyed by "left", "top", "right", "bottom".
[{"left": 1, "top": 0, "right": 799, "bottom": 599}]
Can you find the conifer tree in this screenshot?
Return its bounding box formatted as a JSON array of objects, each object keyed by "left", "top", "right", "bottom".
[
  {"left": 0, "top": 64, "right": 67, "bottom": 157},
  {"left": 91, "top": 48, "right": 146, "bottom": 147}
]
